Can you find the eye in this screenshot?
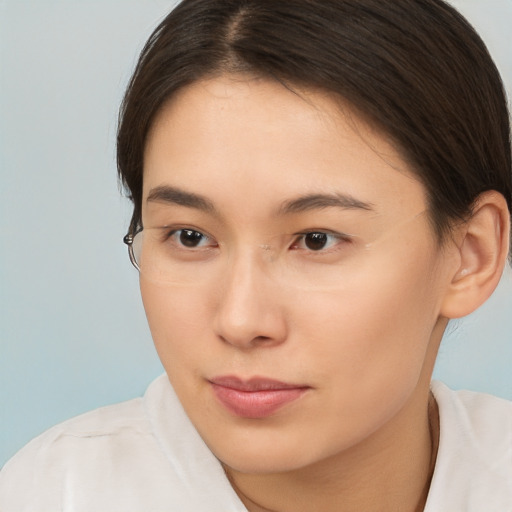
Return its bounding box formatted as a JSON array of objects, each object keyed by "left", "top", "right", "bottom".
[
  {"left": 291, "top": 232, "right": 349, "bottom": 252},
  {"left": 169, "top": 229, "right": 214, "bottom": 249},
  {"left": 302, "top": 233, "right": 330, "bottom": 251}
]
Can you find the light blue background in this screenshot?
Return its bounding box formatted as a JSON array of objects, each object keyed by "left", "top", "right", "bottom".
[{"left": 1, "top": 0, "right": 511, "bottom": 467}]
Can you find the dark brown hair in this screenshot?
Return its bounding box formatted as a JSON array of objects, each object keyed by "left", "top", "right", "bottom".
[{"left": 117, "top": 0, "right": 512, "bottom": 249}]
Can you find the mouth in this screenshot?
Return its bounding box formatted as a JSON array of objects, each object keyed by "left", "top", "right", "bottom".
[{"left": 208, "top": 376, "right": 310, "bottom": 419}]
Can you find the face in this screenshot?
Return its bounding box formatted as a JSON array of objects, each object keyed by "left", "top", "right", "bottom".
[{"left": 141, "top": 75, "right": 456, "bottom": 474}]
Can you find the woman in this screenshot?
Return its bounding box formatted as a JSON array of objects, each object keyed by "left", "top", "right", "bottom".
[{"left": 1, "top": 0, "right": 511, "bottom": 510}]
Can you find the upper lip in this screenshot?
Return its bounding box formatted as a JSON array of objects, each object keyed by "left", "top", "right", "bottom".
[{"left": 209, "top": 375, "right": 309, "bottom": 392}]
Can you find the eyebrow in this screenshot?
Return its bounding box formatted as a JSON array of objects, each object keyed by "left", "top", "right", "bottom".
[
  {"left": 277, "top": 193, "right": 374, "bottom": 215},
  {"left": 146, "top": 185, "right": 216, "bottom": 213},
  {"left": 146, "top": 185, "right": 374, "bottom": 216}
]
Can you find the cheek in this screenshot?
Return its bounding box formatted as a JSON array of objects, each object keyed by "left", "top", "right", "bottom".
[
  {"left": 291, "top": 250, "right": 443, "bottom": 390},
  {"left": 140, "top": 279, "right": 214, "bottom": 370},
  {"left": 272, "top": 259, "right": 442, "bottom": 457}
]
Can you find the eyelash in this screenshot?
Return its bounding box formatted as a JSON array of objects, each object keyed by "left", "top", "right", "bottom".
[
  {"left": 159, "top": 227, "right": 352, "bottom": 254},
  {"left": 290, "top": 231, "right": 352, "bottom": 253},
  {"left": 163, "top": 228, "right": 217, "bottom": 249}
]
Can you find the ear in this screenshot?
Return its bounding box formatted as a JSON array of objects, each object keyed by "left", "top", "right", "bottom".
[{"left": 440, "top": 191, "right": 511, "bottom": 319}]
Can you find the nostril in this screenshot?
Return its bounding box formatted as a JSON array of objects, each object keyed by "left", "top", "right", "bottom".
[
  {"left": 218, "top": 333, "right": 277, "bottom": 349},
  {"left": 253, "top": 335, "right": 274, "bottom": 344}
]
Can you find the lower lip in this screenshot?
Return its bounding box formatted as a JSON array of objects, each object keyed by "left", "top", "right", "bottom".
[{"left": 210, "top": 383, "right": 308, "bottom": 419}]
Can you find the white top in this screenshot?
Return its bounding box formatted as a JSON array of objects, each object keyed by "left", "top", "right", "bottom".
[{"left": 1, "top": 375, "right": 511, "bottom": 511}]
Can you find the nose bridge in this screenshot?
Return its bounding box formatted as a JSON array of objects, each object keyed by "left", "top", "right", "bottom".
[{"left": 214, "top": 245, "right": 286, "bottom": 348}]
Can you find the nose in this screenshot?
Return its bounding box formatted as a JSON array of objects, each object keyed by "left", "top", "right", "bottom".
[{"left": 213, "top": 251, "right": 288, "bottom": 349}]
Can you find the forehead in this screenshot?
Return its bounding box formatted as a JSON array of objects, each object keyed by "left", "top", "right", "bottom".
[{"left": 143, "top": 75, "right": 426, "bottom": 219}]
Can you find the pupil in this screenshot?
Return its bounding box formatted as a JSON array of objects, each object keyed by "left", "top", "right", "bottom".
[
  {"left": 305, "top": 233, "right": 327, "bottom": 251},
  {"left": 180, "top": 230, "right": 203, "bottom": 247}
]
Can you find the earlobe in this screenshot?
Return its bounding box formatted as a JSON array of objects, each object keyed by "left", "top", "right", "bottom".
[{"left": 440, "top": 191, "right": 511, "bottom": 319}]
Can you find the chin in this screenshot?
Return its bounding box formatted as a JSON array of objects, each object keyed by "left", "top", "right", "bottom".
[
  {"left": 219, "top": 448, "right": 312, "bottom": 475},
  {"left": 202, "top": 424, "right": 332, "bottom": 475}
]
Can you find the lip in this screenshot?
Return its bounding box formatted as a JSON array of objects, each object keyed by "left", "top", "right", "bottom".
[{"left": 209, "top": 376, "right": 310, "bottom": 419}]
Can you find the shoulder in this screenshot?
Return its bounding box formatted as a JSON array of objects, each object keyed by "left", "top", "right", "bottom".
[
  {"left": 2, "top": 391, "right": 153, "bottom": 462},
  {"left": 0, "top": 394, "right": 158, "bottom": 511},
  {"left": 432, "top": 380, "right": 512, "bottom": 447},
  {"left": 0, "top": 374, "right": 245, "bottom": 512},
  {"left": 426, "top": 382, "right": 512, "bottom": 511},
  {"left": 0, "top": 393, "right": 151, "bottom": 468}
]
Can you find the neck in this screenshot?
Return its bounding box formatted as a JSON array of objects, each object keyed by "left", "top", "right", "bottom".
[{"left": 225, "top": 386, "right": 439, "bottom": 512}]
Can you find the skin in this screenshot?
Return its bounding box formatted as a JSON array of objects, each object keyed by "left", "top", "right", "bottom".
[{"left": 139, "top": 75, "right": 472, "bottom": 512}]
